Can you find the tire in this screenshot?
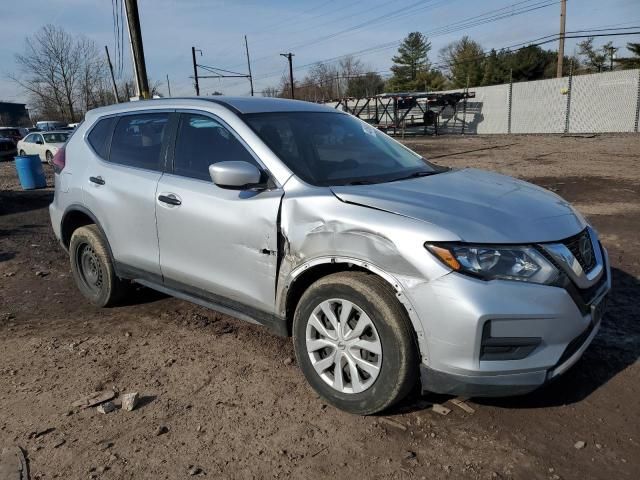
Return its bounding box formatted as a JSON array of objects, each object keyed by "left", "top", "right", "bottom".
[
  {"left": 45, "top": 150, "right": 53, "bottom": 165},
  {"left": 293, "top": 271, "right": 418, "bottom": 415},
  {"left": 69, "top": 225, "right": 127, "bottom": 307},
  {"left": 19, "top": 150, "right": 25, "bottom": 156}
]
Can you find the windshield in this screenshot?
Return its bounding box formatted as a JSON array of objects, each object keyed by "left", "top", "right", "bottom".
[
  {"left": 244, "top": 111, "right": 440, "bottom": 186},
  {"left": 43, "top": 132, "right": 70, "bottom": 143}
]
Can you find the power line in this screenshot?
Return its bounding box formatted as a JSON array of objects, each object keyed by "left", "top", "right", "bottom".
[{"left": 242, "top": 0, "right": 561, "bottom": 86}]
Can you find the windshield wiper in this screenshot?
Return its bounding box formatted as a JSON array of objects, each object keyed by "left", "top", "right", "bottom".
[
  {"left": 392, "top": 171, "right": 438, "bottom": 182},
  {"left": 344, "top": 180, "right": 377, "bottom": 185}
]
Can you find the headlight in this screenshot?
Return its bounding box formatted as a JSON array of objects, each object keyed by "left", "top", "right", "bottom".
[{"left": 425, "top": 243, "right": 559, "bottom": 284}]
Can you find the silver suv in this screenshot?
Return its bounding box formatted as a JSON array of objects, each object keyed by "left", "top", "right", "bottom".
[{"left": 50, "top": 97, "right": 610, "bottom": 414}]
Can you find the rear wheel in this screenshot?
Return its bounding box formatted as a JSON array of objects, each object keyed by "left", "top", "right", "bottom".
[
  {"left": 69, "top": 225, "right": 128, "bottom": 307},
  {"left": 293, "top": 271, "right": 418, "bottom": 415},
  {"left": 19, "top": 150, "right": 25, "bottom": 156},
  {"left": 45, "top": 150, "right": 53, "bottom": 165}
]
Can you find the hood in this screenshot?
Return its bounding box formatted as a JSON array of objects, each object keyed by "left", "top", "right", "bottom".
[{"left": 331, "top": 168, "right": 586, "bottom": 243}]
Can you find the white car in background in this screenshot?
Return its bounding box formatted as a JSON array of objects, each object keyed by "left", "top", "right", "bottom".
[{"left": 17, "top": 131, "right": 70, "bottom": 164}]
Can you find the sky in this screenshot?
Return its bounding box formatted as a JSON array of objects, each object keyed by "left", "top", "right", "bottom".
[{"left": 1, "top": 0, "right": 639, "bottom": 106}]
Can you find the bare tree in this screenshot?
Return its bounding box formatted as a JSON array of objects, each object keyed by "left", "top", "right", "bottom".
[
  {"left": 261, "top": 86, "right": 280, "bottom": 97},
  {"left": 12, "top": 25, "right": 115, "bottom": 122}
]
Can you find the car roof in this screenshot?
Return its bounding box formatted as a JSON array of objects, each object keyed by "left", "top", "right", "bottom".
[{"left": 86, "top": 96, "right": 339, "bottom": 119}]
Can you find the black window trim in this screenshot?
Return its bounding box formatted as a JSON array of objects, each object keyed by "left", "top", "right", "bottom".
[
  {"left": 167, "top": 109, "right": 279, "bottom": 188},
  {"left": 84, "top": 109, "right": 175, "bottom": 173}
]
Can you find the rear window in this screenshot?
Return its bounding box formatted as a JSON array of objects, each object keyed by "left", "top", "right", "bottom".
[
  {"left": 43, "top": 132, "right": 70, "bottom": 143},
  {"left": 88, "top": 118, "right": 115, "bottom": 159},
  {"left": 109, "top": 113, "right": 169, "bottom": 170}
]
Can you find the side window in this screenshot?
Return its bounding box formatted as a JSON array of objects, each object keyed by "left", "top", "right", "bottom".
[
  {"left": 23, "top": 134, "right": 34, "bottom": 143},
  {"left": 88, "top": 117, "right": 115, "bottom": 159},
  {"left": 109, "top": 113, "right": 169, "bottom": 170},
  {"left": 34, "top": 134, "right": 43, "bottom": 144},
  {"left": 173, "top": 113, "right": 257, "bottom": 181}
]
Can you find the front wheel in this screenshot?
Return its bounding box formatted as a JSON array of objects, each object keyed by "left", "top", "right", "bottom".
[
  {"left": 69, "top": 225, "right": 128, "bottom": 307},
  {"left": 19, "top": 150, "right": 25, "bottom": 156},
  {"left": 293, "top": 271, "right": 419, "bottom": 415},
  {"left": 45, "top": 150, "right": 53, "bottom": 164}
]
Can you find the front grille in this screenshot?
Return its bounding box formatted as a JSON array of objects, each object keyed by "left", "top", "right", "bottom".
[{"left": 563, "top": 229, "right": 596, "bottom": 273}]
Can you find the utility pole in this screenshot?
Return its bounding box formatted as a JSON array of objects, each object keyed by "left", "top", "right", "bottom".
[
  {"left": 166, "top": 74, "right": 172, "bottom": 97},
  {"left": 124, "top": 0, "right": 150, "bottom": 99},
  {"left": 608, "top": 46, "right": 618, "bottom": 70},
  {"left": 192, "top": 46, "right": 200, "bottom": 96},
  {"left": 557, "top": 0, "right": 567, "bottom": 78},
  {"left": 104, "top": 45, "right": 120, "bottom": 103},
  {"left": 280, "top": 52, "right": 295, "bottom": 99},
  {"left": 245, "top": 35, "right": 254, "bottom": 96}
]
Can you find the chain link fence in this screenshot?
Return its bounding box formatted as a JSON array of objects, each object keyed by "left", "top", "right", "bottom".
[{"left": 329, "top": 69, "right": 640, "bottom": 135}]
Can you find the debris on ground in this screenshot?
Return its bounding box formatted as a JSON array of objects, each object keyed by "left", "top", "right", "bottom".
[
  {"left": 431, "top": 404, "right": 452, "bottom": 416},
  {"left": 283, "top": 357, "right": 293, "bottom": 366},
  {"left": 379, "top": 417, "right": 408, "bottom": 431},
  {"left": 29, "top": 427, "right": 55, "bottom": 440},
  {"left": 96, "top": 401, "right": 116, "bottom": 414},
  {"left": 71, "top": 389, "right": 117, "bottom": 409},
  {"left": 121, "top": 392, "right": 139, "bottom": 412},
  {"left": 0, "top": 446, "right": 29, "bottom": 480},
  {"left": 52, "top": 439, "right": 66, "bottom": 448},
  {"left": 403, "top": 450, "right": 417, "bottom": 460},
  {"left": 188, "top": 465, "right": 202, "bottom": 476},
  {"left": 35, "top": 271, "right": 49, "bottom": 277},
  {"left": 450, "top": 398, "right": 475, "bottom": 414},
  {"left": 155, "top": 425, "right": 169, "bottom": 436},
  {"left": 574, "top": 441, "right": 586, "bottom": 449}
]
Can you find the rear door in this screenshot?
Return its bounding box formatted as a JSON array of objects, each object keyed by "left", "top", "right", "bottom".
[
  {"left": 82, "top": 112, "right": 172, "bottom": 279},
  {"left": 155, "top": 111, "right": 283, "bottom": 314}
]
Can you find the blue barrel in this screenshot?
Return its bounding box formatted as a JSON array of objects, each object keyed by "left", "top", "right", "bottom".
[{"left": 14, "top": 155, "right": 47, "bottom": 190}]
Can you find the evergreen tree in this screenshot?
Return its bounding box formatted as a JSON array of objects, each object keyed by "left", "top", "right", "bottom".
[
  {"left": 389, "top": 32, "right": 431, "bottom": 91},
  {"left": 481, "top": 49, "right": 508, "bottom": 86},
  {"left": 615, "top": 42, "right": 640, "bottom": 69}
]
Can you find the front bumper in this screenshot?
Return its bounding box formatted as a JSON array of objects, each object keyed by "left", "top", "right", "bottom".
[{"left": 411, "top": 248, "right": 610, "bottom": 397}]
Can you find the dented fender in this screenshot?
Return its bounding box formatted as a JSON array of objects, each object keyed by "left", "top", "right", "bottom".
[{"left": 275, "top": 176, "right": 458, "bottom": 361}]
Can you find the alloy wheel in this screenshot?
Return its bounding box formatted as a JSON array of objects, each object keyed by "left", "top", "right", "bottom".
[{"left": 305, "top": 298, "right": 382, "bottom": 394}]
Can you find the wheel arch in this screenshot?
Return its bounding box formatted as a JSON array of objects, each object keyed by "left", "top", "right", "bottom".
[
  {"left": 281, "top": 257, "right": 428, "bottom": 361},
  {"left": 60, "top": 205, "right": 117, "bottom": 273}
]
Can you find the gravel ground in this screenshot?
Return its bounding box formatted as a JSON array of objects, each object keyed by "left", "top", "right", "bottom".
[{"left": 0, "top": 133, "right": 638, "bottom": 480}]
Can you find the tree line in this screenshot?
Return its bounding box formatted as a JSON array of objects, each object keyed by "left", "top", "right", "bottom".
[
  {"left": 10, "top": 25, "right": 162, "bottom": 124},
  {"left": 264, "top": 32, "right": 640, "bottom": 101},
  {"left": 8, "top": 25, "right": 640, "bottom": 121}
]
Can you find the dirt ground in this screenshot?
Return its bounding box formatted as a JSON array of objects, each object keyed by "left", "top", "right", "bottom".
[{"left": 1, "top": 134, "right": 638, "bottom": 480}]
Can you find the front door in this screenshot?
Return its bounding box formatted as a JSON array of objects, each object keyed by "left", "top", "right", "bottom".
[{"left": 155, "top": 112, "right": 283, "bottom": 314}]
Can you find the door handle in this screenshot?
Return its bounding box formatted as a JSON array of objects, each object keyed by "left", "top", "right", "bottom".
[
  {"left": 89, "top": 176, "right": 105, "bottom": 185},
  {"left": 158, "top": 194, "right": 182, "bottom": 206}
]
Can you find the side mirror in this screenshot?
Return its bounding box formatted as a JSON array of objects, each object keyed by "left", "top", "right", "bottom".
[{"left": 209, "top": 161, "right": 263, "bottom": 190}]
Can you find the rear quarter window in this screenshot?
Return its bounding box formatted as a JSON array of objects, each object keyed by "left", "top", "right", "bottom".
[
  {"left": 87, "top": 117, "right": 115, "bottom": 159},
  {"left": 109, "top": 113, "right": 169, "bottom": 170}
]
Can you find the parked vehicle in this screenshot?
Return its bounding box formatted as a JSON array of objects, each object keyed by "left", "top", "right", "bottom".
[
  {"left": 35, "top": 120, "right": 67, "bottom": 132},
  {"left": 0, "top": 136, "right": 17, "bottom": 161},
  {"left": 49, "top": 98, "right": 610, "bottom": 414},
  {"left": 0, "top": 127, "right": 24, "bottom": 145},
  {"left": 17, "top": 131, "right": 70, "bottom": 164}
]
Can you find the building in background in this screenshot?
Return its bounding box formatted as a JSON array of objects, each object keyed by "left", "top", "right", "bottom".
[{"left": 0, "top": 102, "right": 31, "bottom": 127}]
